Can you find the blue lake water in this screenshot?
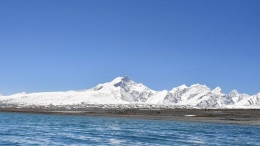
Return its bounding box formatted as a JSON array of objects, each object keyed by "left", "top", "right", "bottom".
[{"left": 0, "top": 112, "right": 260, "bottom": 146}]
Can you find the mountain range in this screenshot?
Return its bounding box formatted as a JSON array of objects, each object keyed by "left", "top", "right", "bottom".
[{"left": 0, "top": 76, "right": 259, "bottom": 108}]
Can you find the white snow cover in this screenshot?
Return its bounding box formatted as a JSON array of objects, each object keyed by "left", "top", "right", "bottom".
[{"left": 0, "top": 76, "right": 259, "bottom": 109}]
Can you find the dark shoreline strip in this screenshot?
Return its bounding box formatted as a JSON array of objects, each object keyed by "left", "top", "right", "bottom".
[{"left": 0, "top": 108, "right": 260, "bottom": 126}]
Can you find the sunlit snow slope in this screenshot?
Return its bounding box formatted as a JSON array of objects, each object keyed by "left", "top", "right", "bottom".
[{"left": 0, "top": 76, "right": 259, "bottom": 108}]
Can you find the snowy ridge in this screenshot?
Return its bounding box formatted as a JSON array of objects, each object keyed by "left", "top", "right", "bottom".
[{"left": 0, "top": 76, "right": 259, "bottom": 109}]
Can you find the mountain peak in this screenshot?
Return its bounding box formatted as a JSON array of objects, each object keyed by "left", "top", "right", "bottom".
[
  {"left": 190, "top": 84, "right": 208, "bottom": 88},
  {"left": 111, "top": 76, "right": 129, "bottom": 83},
  {"left": 212, "top": 87, "right": 222, "bottom": 94},
  {"left": 121, "top": 76, "right": 130, "bottom": 82},
  {"left": 179, "top": 84, "right": 188, "bottom": 89},
  {"left": 110, "top": 76, "right": 132, "bottom": 87},
  {"left": 229, "top": 90, "right": 239, "bottom": 97},
  {"left": 170, "top": 84, "right": 187, "bottom": 92}
]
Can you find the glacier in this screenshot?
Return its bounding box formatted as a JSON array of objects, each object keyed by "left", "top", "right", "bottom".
[{"left": 0, "top": 76, "right": 259, "bottom": 109}]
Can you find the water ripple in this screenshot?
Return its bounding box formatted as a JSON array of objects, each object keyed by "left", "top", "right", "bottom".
[{"left": 0, "top": 112, "right": 260, "bottom": 146}]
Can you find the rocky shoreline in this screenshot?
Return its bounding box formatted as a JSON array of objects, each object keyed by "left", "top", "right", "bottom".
[{"left": 1, "top": 107, "right": 260, "bottom": 126}]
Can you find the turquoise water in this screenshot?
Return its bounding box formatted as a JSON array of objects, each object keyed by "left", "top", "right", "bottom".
[{"left": 0, "top": 112, "right": 260, "bottom": 146}]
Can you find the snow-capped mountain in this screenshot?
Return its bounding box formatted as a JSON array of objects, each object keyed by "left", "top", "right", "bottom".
[
  {"left": 228, "top": 90, "right": 250, "bottom": 103},
  {"left": 0, "top": 76, "right": 259, "bottom": 109},
  {"left": 236, "top": 93, "right": 260, "bottom": 106},
  {"left": 147, "top": 84, "right": 234, "bottom": 108},
  {"left": 90, "top": 76, "right": 155, "bottom": 102}
]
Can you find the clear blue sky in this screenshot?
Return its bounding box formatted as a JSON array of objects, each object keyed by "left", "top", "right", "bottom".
[{"left": 0, "top": 0, "right": 259, "bottom": 95}]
